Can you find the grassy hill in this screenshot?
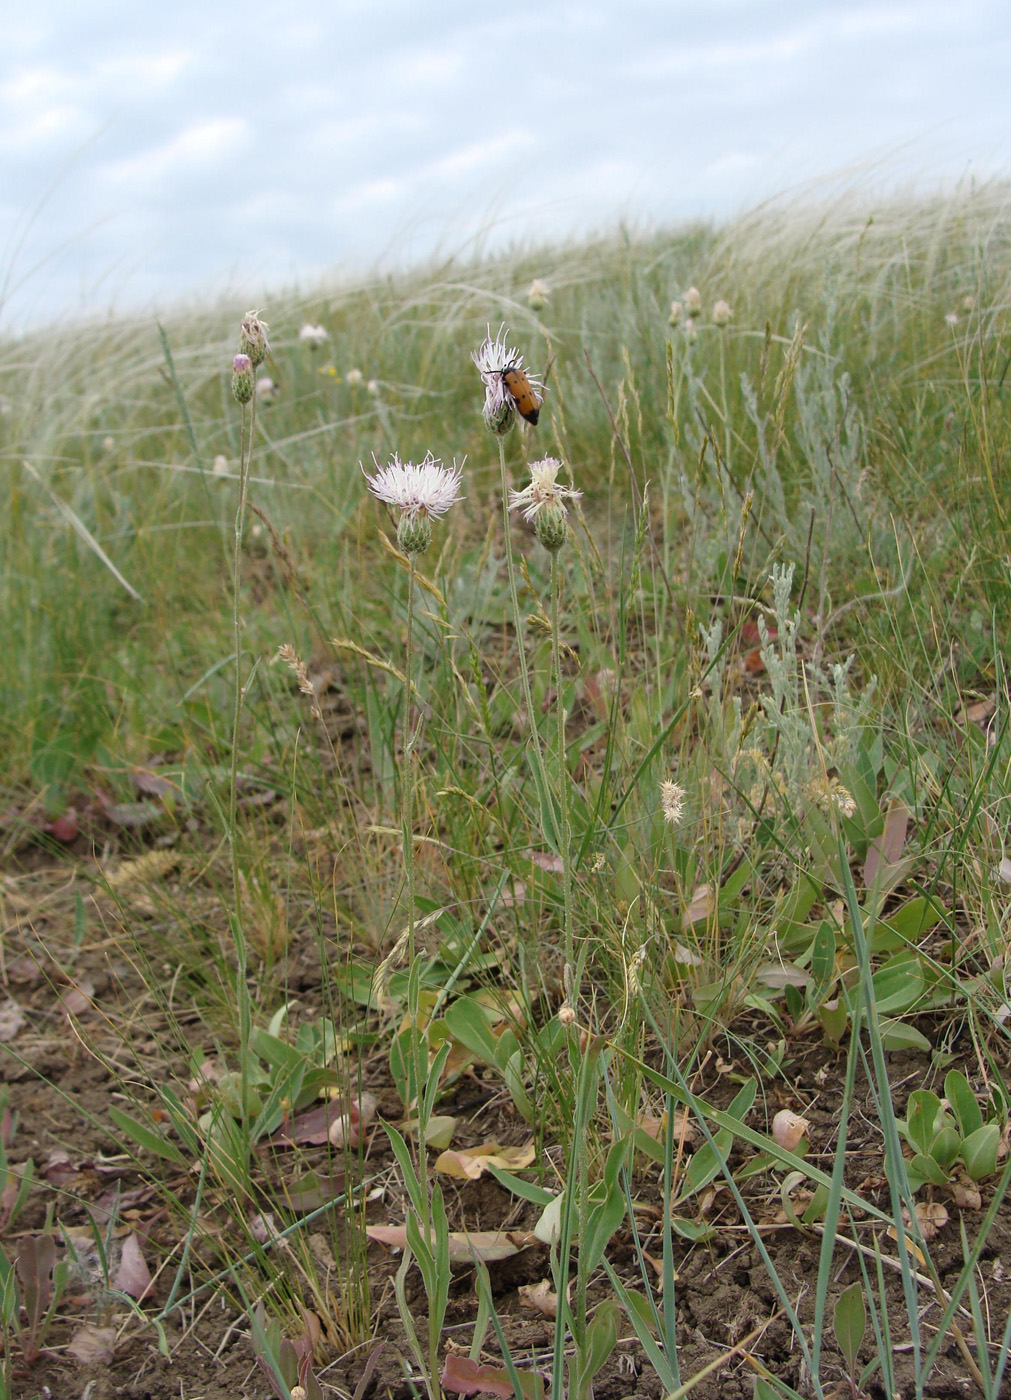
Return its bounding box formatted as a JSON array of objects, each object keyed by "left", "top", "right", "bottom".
[{"left": 2, "top": 181, "right": 1011, "bottom": 1400}]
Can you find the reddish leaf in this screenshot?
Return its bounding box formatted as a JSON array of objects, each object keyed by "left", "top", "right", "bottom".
[
  {"left": 45, "top": 808, "right": 79, "bottom": 843},
  {"left": 441, "top": 1354, "right": 544, "bottom": 1400},
  {"left": 271, "top": 1093, "right": 375, "bottom": 1148},
  {"left": 863, "top": 803, "right": 910, "bottom": 887},
  {"left": 113, "top": 1233, "right": 153, "bottom": 1300}
]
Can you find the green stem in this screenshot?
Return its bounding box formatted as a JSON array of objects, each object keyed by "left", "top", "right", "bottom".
[
  {"left": 497, "top": 436, "right": 544, "bottom": 772},
  {"left": 229, "top": 393, "right": 256, "bottom": 1143},
  {"left": 550, "top": 550, "right": 574, "bottom": 972},
  {"left": 401, "top": 551, "right": 434, "bottom": 1262}
]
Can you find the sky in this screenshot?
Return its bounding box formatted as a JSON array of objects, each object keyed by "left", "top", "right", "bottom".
[{"left": 1, "top": 0, "right": 1008, "bottom": 330}]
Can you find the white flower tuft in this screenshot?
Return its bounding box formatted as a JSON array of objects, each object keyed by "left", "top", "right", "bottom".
[{"left": 363, "top": 452, "right": 464, "bottom": 520}]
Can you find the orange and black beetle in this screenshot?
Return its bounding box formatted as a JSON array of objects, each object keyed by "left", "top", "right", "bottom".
[{"left": 501, "top": 363, "right": 541, "bottom": 425}]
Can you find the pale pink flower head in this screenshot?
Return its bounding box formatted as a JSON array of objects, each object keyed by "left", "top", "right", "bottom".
[
  {"left": 364, "top": 451, "right": 464, "bottom": 555},
  {"left": 508, "top": 457, "right": 580, "bottom": 523},
  {"left": 472, "top": 324, "right": 544, "bottom": 434},
  {"left": 364, "top": 451, "right": 463, "bottom": 520}
]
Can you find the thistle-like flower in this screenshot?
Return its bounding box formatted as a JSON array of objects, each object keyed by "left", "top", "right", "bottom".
[
  {"left": 472, "top": 324, "right": 544, "bottom": 435},
  {"left": 363, "top": 451, "right": 464, "bottom": 555},
  {"left": 659, "top": 779, "right": 686, "bottom": 826},
  {"left": 668, "top": 299, "right": 684, "bottom": 327},
  {"left": 508, "top": 457, "right": 581, "bottom": 523},
  {"left": 299, "top": 322, "right": 329, "bottom": 346},
  {"left": 509, "top": 456, "right": 580, "bottom": 552},
  {"left": 683, "top": 287, "right": 702, "bottom": 319},
  {"left": 238, "top": 310, "right": 270, "bottom": 367},
  {"left": 712, "top": 299, "right": 732, "bottom": 327}
]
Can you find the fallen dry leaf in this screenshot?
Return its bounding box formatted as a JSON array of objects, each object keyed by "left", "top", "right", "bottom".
[
  {"left": 0, "top": 1000, "right": 25, "bottom": 1042},
  {"left": 366, "top": 1225, "right": 522, "bottom": 1263},
  {"left": 113, "top": 1234, "right": 153, "bottom": 1301},
  {"left": 685, "top": 885, "right": 713, "bottom": 925},
  {"left": 435, "top": 1141, "right": 536, "bottom": 1180},
  {"left": 67, "top": 1324, "right": 117, "bottom": 1366},
  {"left": 910, "top": 1201, "right": 948, "bottom": 1240},
  {"left": 530, "top": 851, "right": 564, "bottom": 874},
  {"left": 518, "top": 1278, "right": 559, "bottom": 1317},
  {"left": 949, "top": 1178, "right": 983, "bottom": 1211}
]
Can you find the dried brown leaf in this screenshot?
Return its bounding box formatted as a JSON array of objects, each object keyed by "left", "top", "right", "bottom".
[{"left": 67, "top": 1324, "right": 117, "bottom": 1366}]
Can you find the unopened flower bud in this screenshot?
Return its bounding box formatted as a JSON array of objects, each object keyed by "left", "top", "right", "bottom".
[
  {"left": 712, "top": 299, "right": 732, "bottom": 327},
  {"left": 231, "top": 353, "right": 254, "bottom": 404},
  {"left": 558, "top": 1004, "right": 576, "bottom": 1026},
  {"left": 668, "top": 299, "right": 684, "bottom": 326},
  {"left": 683, "top": 287, "right": 702, "bottom": 318},
  {"left": 534, "top": 502, "right": 569, "bottom": 552},
  {"left": 396, "top": 513, "right": 433, "bottom": 555},
  {"left": 483, "top": 396, "right": 515, "bottom": 436},
  {"left": 238, "top": 310, "right": 270, "bottom": 367}
]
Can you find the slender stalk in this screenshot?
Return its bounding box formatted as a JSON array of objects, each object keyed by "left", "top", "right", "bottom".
[
  {"left": 496, "top": 436, "right": 544, "bottom": 771},
  {"left": 550, "top": 550, "right": 574, "bottom": 971},
  {"left": 717, "top": 328, "right": 732, "bottom": 484},
  {"left": 229, "top": 392, "right": 256, "bottom": 1141},
  {"left": 401, "top": 553, "right": 434, "bottom": 1222}
]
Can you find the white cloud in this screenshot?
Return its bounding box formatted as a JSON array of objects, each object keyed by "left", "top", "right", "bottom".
[{"left": 98, "top": 118, "right": 249, "bottom": 187}]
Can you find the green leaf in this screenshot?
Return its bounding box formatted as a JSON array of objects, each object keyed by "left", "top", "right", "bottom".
[
  {"left": 583, "top": 1143, "right": 629, "bottom": 1273},
  {"left": 810, "top": 921, "right": 837, "bottom": 996},
  {"left": 930, "top": 1127, "right": 961, "bottom": 1171},
  {"left": 961, "top": 1124, "right": 1001, "bottom": 1181},
  {"left": 109, "top": 1107, "right": 187, "bottom": 1166},
  {"left": 944, "top": 1070, "right": 983, "bottom": 1139},
  {"left": 908, "top": 1152, "right": 948, "bottom": 1189},
  {"left": 905, "top": 1091, "right": 943, "bottom": 1156},
  {"left": 834, "top": 1281, "right": 866, "bottom": 1373},
  {"left": 528, "top": 748, "right": 561, "bottom": 853},
  {"left": 579, "top": 1299, "right": 619, "bottom": 1395},
  {"left": 879, "top": 1020, "right": 931, "bottom": 1052},
  {"left": 485, "top": 1165, "right": 556, "bottom": 1206},
  {"left": 871, "top": 950, "right": 926, "bottom": 1014},
  {"left": 444, "top": 996, "right": 499, "bottom": 1064}
]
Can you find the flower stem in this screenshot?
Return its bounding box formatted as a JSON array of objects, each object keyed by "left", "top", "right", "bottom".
[
  {"left": 497, "top": 437, "right": 545, "bottom": 771},
  {"left": 229, "top": 394, "right": 256, "bottom": 1145},
  {"left": 550, "top": 550, "right": 574, "bottom": 972}
]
